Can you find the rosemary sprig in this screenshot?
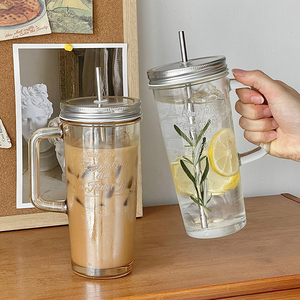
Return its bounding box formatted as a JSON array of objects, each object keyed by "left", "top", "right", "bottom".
[{"left": 174, "top": 120, "right": 211, "bottom": 210}]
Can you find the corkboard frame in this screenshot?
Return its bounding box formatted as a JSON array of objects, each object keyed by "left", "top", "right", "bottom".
[{"left": 0, "top": 0, "right": 142, "bottom": 231}]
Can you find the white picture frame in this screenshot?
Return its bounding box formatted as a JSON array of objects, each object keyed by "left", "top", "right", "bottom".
[{"left": 13, "top": 43, "right": 128, "bottom": 209}]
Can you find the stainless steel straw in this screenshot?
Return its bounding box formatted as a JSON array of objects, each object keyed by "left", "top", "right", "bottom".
[
  {"left": 95, "top": 67, "right": 104, "bottom": 107},
  {"left": 178, "top": 31, "right": 208, "bottom": 229},
  {"left": 94, "top": 67, "right": 106, "bottom": 143}
]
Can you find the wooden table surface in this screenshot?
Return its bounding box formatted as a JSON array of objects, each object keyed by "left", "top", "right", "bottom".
[{"left": 1, "top": 194, "right": 300, "bottom": 299}]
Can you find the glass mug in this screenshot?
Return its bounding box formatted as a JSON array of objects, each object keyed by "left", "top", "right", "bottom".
[
  {"left": 147, "top": 56, "right": 266, "bottom": 239},
  {"left": 29, "top": 96, "right": 142, "bottom": 278}
]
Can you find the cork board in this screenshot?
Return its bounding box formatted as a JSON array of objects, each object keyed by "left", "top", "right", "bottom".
[{"left": 0, "top": 0, "right": 142, "bottom": 231}]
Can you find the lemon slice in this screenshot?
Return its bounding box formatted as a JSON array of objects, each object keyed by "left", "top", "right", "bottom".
[
  {"left": 208, "top": 128, "right": 239, "bottom": 177},
  {"left": 207, "top": 167, "right": 240, "bottom": 195},
  {"left": 171, "top": 158, "right": 196, "bottom": 196},
  {"left": 171, "top": 151, "right": 240, "bottom": 196}
]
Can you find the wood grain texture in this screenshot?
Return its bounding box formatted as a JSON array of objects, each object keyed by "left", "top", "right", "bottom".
[
  {"left": 218, "top": 288, "right": 300, "bottom": 300},
  {"left": 1, "top": 195, "right": 300, "bottom": 299},
  {"left": 0, "top": 212, "right": 68, "bottom": 231},
  {"left": 123, "top": 0, "right": 142, "bottom": 217},
  {"left": 123, "top": 0, "right": 139, "bottom": 99},
  {"left": 282, "top": 193, "right": 300, "bottom": 204}
]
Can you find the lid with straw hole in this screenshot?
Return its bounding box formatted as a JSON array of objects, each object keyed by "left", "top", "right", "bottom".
[
  {"left": 60, "top": 67, "right": 142, "bottom": 123},
  {"left": 147, "top": 32, "right": 228, "bottom": 89}
]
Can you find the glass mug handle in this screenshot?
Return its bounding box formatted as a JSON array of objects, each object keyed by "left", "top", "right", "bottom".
[
  {"left": 229, "top": 78, "right": 268, "bottom": 165},
  {"left": 29, "top": 127, "right": 67, "bottom": 213}
]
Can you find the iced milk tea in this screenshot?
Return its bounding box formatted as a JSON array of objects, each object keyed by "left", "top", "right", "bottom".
[{"left": 65, "top": 140, "right": 138, "bottom": 278}]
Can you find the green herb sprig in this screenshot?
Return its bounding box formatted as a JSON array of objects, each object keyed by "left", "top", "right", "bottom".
[{"left": 174, "top": 120, "right": 211, "bottom": 210}]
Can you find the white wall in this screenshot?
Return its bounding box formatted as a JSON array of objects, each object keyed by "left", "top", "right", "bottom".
[{"left": 137, "top": 0, "right": 300, "bottom": 206}]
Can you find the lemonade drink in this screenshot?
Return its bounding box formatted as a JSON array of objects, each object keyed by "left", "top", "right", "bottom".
[
  {"left": 147, "top": 54, "right": 263, "bottom": 239},
  {"left": 155, "top": 82, "right": 246, "bottom": 238}
]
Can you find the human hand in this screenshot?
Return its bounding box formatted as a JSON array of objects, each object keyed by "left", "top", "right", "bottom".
[{"left": 233, "top": 69, "right": 300, "bottom": 162}]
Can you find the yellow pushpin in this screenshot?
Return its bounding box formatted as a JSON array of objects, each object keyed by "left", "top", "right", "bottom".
[{"left": 64, "top": 44, "right": 73, "bottom": 51}]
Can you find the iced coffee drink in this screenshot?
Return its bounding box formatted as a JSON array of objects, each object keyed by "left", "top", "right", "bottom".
[
  {"left": 65, "top": 138, "right": 138, "bottom": 278},
  {"left": 29, "top": 95, "right": 142, "bottom": 279}
]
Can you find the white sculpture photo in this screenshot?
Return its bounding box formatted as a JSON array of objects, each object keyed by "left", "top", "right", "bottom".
[{"left": 21, "top": 83, "right": 58, "bottom": 171}]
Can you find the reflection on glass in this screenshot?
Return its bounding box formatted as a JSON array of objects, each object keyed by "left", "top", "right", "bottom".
[
  {"left": 59, "top": 48, "right": 123, "bottom": 100},
  {"left": 48, "top": 117, "right": 66, "bottom": 182}
]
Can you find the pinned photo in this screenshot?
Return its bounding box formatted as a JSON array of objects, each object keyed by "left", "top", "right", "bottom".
[
  {"left": 0, "top": 0, "right": 51, "bottom": 41},
  {"left": 46, "top": 0, "right": 93, "bottom": 34},
  {"left": 0, "top": 119, "right": 11, "bottom": 148}
]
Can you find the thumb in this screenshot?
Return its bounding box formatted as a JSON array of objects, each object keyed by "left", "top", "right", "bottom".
[{"left": 232, "top": 69, "right": 284, "bottom": 101}]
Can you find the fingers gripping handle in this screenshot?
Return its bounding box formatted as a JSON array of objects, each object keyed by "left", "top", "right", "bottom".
[
  {"left": 229, "top": 78, "right": 268, "bottom": 165},
  {"left": 29, "top": 127, "right": 67, "bottom": 213}
]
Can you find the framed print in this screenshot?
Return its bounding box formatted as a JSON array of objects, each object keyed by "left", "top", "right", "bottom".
[{"left": 14, "top": 43, "right": 128, "bottom": 209}]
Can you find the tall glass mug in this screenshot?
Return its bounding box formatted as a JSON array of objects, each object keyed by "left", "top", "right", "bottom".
[
  {"left": 147, "top": 56, "right": 266, "bottom": 239},
  {"left": 29, "top": 96, "right": 142, "bottom": 279}
]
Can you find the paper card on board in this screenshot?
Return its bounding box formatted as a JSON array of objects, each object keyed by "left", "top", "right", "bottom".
[
  {"left": 0, "top": 119, "right": 11, "bottom": 148},
  {"left": 45, "top": 0, "right": 93, "bottom": 34},
  {"left": 0, "top": 0, "right": 51, "bottom": 41}
]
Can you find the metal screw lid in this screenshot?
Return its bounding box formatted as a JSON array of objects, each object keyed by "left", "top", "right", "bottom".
[
  {"left": 59, "top": 96, "right": 142, "bottom": 123},
  {"left": 147, "top": 55, "right": 228, "bottom": 89}
]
